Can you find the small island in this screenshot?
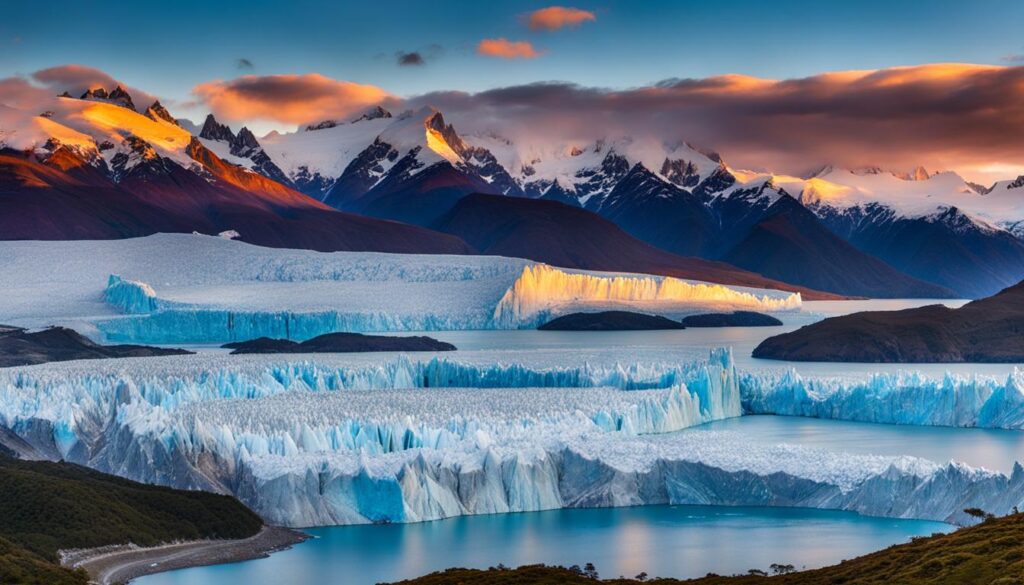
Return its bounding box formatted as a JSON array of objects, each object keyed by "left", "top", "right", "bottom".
[
  {"left": 753, "top": 280, "right": 1024, "bottom": 362},
  {"left": 223, "top": 332, "right": 457, "bottom": 354},
  {"left": 537, "top": 311, "right": 685, "bottom": 331},
  {"left": 681, "top": 311, "right": 783, "bottom": 327},
  {"left": 0, "top": 325, "right": 191, "bottom": 368}
]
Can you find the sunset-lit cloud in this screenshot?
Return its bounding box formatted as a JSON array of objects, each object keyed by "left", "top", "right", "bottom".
[
  {"left": 477, "top": 38, "right": 541, "bottom": 59},
  {"left": 34, "top": 64, "right": 160, "bottom": 107},
  {"left": 0, "top": 77, "right": 50, "bottom": 109},
  {"left": 0, "top": 64, "right": 160, "bottom": 110},
  {"left": 526, "top": 6, "right": 596, "bottom": 30},
  {"left": 192, "top": 73, "right": 394, "bottom": 125},
  {"left": 408, "top": 63, "right": 1024, "bottom": 183},
  {"left": 5, "top": 61, "right": 1022, "bottom": 184}
]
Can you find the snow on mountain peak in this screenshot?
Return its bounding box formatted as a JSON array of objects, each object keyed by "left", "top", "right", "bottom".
[
  {"left": 303, "top": 106, "right": 394, "bottom": 132},
  {"left": 352, "top": 105, "right": 392, "bottom": 123}
]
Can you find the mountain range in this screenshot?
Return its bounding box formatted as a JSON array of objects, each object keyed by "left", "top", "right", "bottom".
[{"left": 4, "top": 85, "right": 1024, "bottom": 298}]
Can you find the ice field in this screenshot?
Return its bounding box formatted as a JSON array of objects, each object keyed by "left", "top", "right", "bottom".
[
  {"left": 1, "top": 235, "right": 1023, "bottom": 529},
  {"left": 1, "top": 348, "right": 1023, "bottom": 527},
  {"left": 0, "top": 234, "right": 801, "bottom": 343}
]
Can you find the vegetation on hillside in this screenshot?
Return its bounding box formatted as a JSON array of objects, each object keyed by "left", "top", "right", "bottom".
[
  {"left": 389, "top": 512, "right": 1024, "bottom": 585},
  {"left": 0, "top": 454, "right": 263, "bottom": 584}
]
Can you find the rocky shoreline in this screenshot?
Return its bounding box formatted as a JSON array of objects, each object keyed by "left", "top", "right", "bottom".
[{"left": 62, "top": 526, "right": 309, "bottom": 585}]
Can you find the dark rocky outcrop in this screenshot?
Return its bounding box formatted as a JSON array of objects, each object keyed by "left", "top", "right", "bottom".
[
  {"left": 80, "top": 85, "right": 136, "bottom": 111},
  {"left": 753, "top": 280, "right": 1024, "bottom": 362},
  {"left": 538, "top": 311, "right": 685, "bottom": 331},
  {"left": 222, "top": 332, "right": 456, "bottom": 354},
  {"left": 198, "top": 114, "right": 236, "bottom": 143},
  {"left": 681, "top": 311, "right": 783, "bottom": 327},
  {"left": 0, "top": 326, "right": 191, "bottom": 367}
]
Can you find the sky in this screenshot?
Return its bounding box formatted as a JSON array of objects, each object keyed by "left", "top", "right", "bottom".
[{"left": 2, "top": 0, "right": 1024, "bottom": 182}]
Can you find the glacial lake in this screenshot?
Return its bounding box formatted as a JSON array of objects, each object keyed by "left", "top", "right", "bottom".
[
  {"left": 136, "top": 505, "right": 950, "bottom": 585},
  {"left": 694, "top": 415, "right": 1024, "bottom": 473},
  {"left": 138, "top": 298, "right": 1018, "bottom": 584}
]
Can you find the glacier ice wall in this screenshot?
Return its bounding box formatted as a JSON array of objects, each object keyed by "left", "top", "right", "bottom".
[
  {"left": 99, "top": 308, "right": 498, "bottom": 343},
  {"left": 3, "top": 349, "right": 1023, "bottom": 528},
  {"left": 741, "top": 369, "right": 1024, "bottom": 430},
  {"left": 492, "top": 265, "right": 803, "bottom": 328},
  {"left": 96, "top": 261, "right": 802, "bottom": 344},
  {"left": 104, "top": 275, "right": 159, "bottom": 314}
]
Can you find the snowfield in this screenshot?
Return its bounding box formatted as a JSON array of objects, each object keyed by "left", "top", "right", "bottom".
[{"left": 0, "top": 234, "right": 800, "bottom": 343}]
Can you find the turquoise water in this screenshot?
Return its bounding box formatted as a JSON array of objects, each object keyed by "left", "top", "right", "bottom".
[
  {"left": 423, "top": 299, "right": 1024, "bottom": 378},
  {"left": 136, "top": 505, "right": 950, "bottom": 585},
  {"left": 693, "top": 415, "right": 1024, "bottom": 473},
  {"left": 138, "top": 298, "right": 1010, "bottom": 584}
]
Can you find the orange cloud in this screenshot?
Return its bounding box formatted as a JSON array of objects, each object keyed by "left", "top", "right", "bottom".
[
  {"left": 477, "top": 38, "right": 541, "bottom": 59},
  {"left": 527, "top": 6, "right": 596, "bottom": 30},
  {"left": 408, "top": 63, "right": 1024, "bottom": 184},
  {"left": 192, "top": 73, "right": 393, "bottom": 125},
  {"left": 31, "top": 64, "right": 160, "bottom": 108}
]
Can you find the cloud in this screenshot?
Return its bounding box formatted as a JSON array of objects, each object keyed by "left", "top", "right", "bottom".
[
  {"left": 0, "top": 77, "right": 50, "bottom": 109},
  {"left": 397, "top": 51, "right": 425, "bottom": 66},
  {"left": 0, "top": 64, "right": 161, "bottom": 110},
  {"left": 237, "top": 58, "right": 254, "bottom": 70},
  {"left": 477, "top": 38, "right": 541, "bottom": 59},
  {"left": 192, "top": 73, "right": 395, "bottom": 125},
  {"left": 526, "top": 6, "right": 596, "bottom": 30},
  {"left": 406, "top": 64, "right": 1024, "bottom": 182},
  {"left": 1003, "top": 54, "right": 1024, "bottom": 63}
]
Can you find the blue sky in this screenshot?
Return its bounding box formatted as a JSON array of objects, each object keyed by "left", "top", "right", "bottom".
[{"left": 3, "top": 0, "right": 1023, "bottom": 104}]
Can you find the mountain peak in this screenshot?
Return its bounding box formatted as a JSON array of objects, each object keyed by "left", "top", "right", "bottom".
[
  {"left": 230, "top": 127, "right": 261, "bottom": 157},
  {"left": 304, "top": 120, "right": 339, "bottom": 131},
  {"left": 351, "top": 105, "right": 392, "bottom": 123},
  {"left": 422, "top": 110, "right": 467, "bottom": 160},
  {"left": 894, "top": 166, "right": 930, "bottom": 181},
  {"left": 145, "top": 101, "right": 179, "bottom": 126},
  {"left": 80, "top": 85, "right": 136, "bottom": 111},
  {"left": 199, "top": 114, "right": 236, "bottom": 143},
  {"left": 81, "top": 87, "right": 108, "bottom": 100}
]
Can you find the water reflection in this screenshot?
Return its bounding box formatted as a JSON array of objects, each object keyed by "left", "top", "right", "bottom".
[{"left": 137, "top": 506, "right": 949, "bottom": 585}]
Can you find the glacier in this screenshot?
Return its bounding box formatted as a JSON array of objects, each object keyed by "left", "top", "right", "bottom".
[
  {"left": 2, "top": 348, "right": 1023, "bottom": 528},
  {"left": 742, "top": 368, "right": 1024, "bottom": 429},
  {"left": 0, "top": 234, "right": 801, "bottom": 344}
]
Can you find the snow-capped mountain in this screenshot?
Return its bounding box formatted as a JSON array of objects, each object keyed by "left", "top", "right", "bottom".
[
  {"left": 0, "top": 91, "right": 470, "bottom": 254},
  {"left": 763, "top": 167, "right": 1024, "bottom": 297},
  {"left": 4, "top": 80, "right": 1024, "bottom": 298}
]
